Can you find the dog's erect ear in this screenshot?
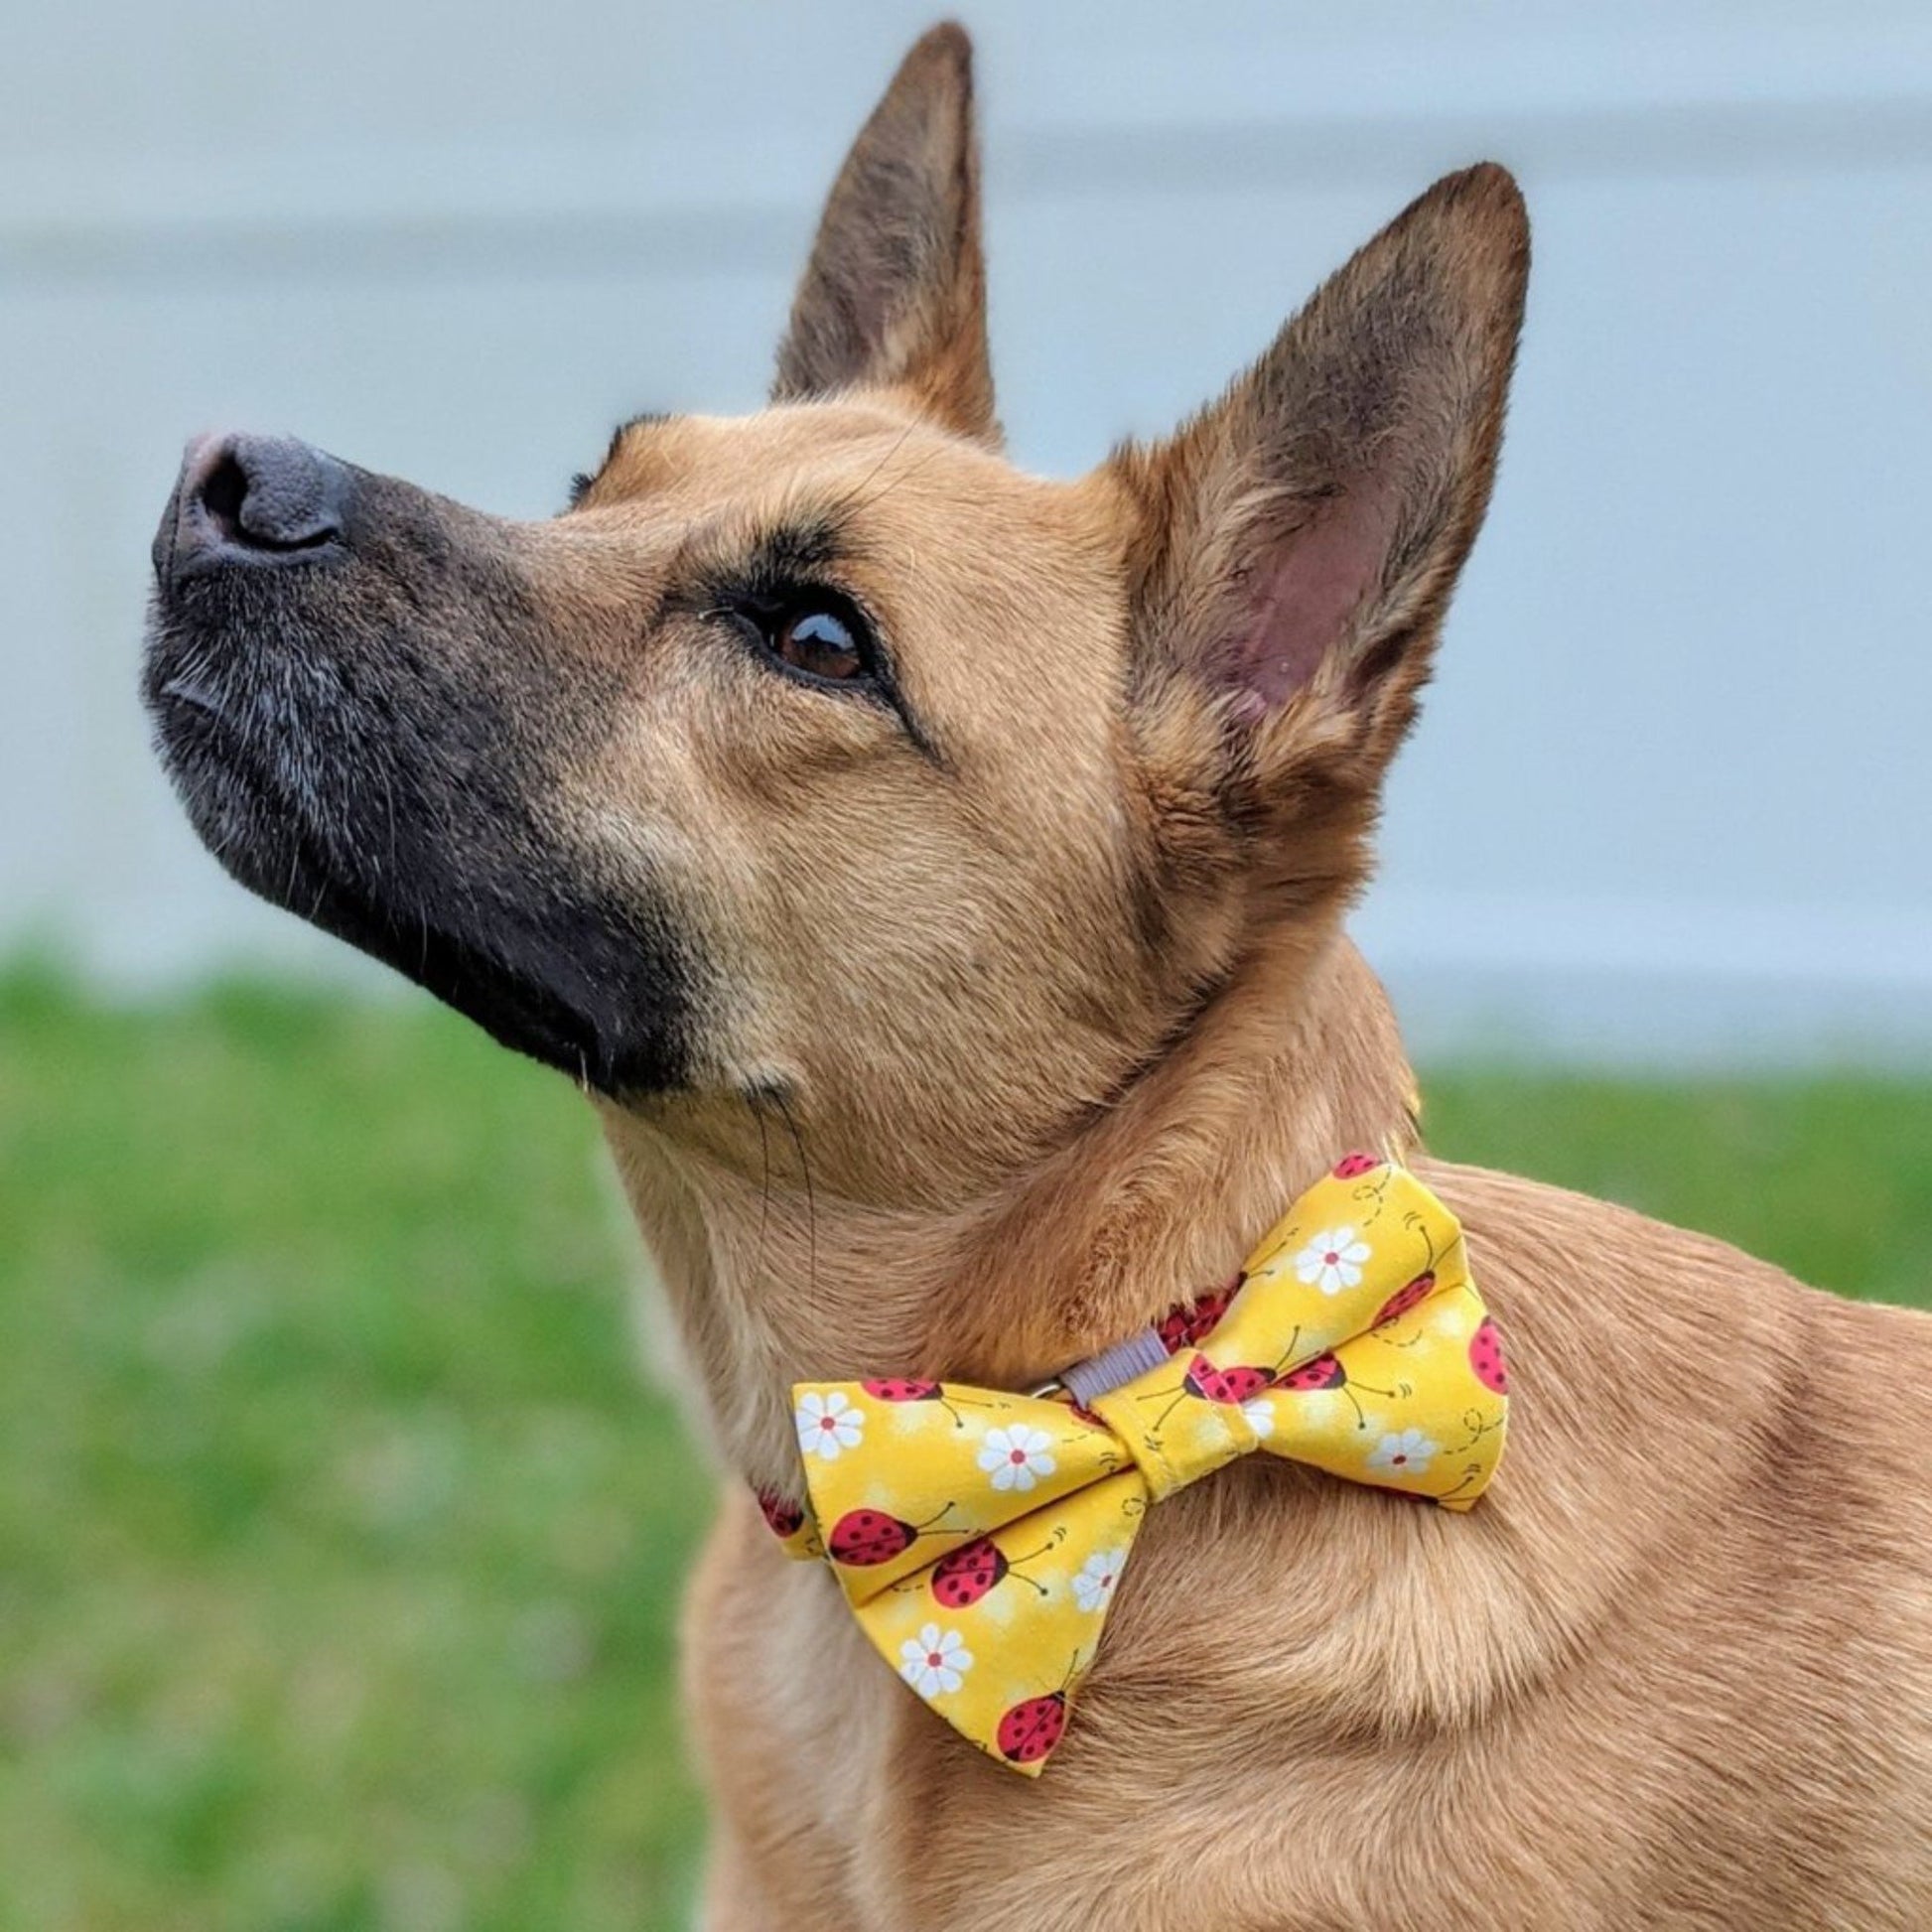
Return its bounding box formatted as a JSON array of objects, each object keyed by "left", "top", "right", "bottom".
[
  {"left": 772, "top": 23, "right": 996, "bottom": 442},
  {"left": 1113, "top": 165, "right": 1529, "bottom": 828}
]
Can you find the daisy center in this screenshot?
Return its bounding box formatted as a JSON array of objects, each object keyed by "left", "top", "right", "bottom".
[
  {"left": 819, "top": 1416, "right": 837, "bottom": 1430},
  {"left": 926, "top": 1651, "right": 944, "bottom": 1668},
  {"left": 1324, "top": 1250, "right": 1339, "bottom": 1265},
  {"left": 1010, "top": 1449, "right": 1028, "bottom": 1464}
]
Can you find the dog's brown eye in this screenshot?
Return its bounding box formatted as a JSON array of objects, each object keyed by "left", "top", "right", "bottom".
[
  {"left": 773, "top": 607, "right": 864, "bottom": 681},
  {"left": 716, "top": 588, "right": 882, "bottom": 698}
]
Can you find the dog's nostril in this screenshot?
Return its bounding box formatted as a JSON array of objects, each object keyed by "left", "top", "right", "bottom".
[
  {"left": 185, "top": 434, "right": 350, "bottom": 558},
  {"left": 197, "top": 452, "right": 250, "bottom": 546}
]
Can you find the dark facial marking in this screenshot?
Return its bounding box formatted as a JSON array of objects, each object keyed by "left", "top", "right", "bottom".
[{"left": 144, "top": 450, "right": 695, "bottom": 1095}]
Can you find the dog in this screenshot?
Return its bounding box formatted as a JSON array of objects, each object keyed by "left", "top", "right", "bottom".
[{"left": 143, "top": 21, "right": 1932, "bottom": 1929}]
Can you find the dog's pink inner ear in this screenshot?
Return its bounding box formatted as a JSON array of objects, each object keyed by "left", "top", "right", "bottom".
[{"left": 1213, "top": 482, "right": 1399, "bottom": 720}]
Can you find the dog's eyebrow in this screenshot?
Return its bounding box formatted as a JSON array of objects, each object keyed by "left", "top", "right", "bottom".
[
  {"left": 676, "top": 509, "right": 865, "bottom": 614},
  {"left": 663, "top": 506, "right": 850, "bottom": 598},
  {"left": 738, "top": 515, "right": 845, "bottom": 588},
  {"left": 664, "top": 514, "right": 854, "bottom": 627}
]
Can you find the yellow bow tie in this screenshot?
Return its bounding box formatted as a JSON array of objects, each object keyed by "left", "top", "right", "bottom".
[{"left": 767, "top": 1156, "right": 1507, "bottom": 1775}]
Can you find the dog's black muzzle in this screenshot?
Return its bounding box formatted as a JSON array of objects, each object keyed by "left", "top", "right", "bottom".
[{"left": 141, "top": 432, "right": 691, "bottom": 1095}]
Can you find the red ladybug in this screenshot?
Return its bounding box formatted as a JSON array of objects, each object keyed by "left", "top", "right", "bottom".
[
  {"left": 1374, "top": 1272, "right": 1437, "bottom": 1326},
  {"left": 859, "top": 1379, "right": 981, "bottom": 1426},
  {"left": 1180, "top": 1351, "right": 1272, "bottom": 1405},
  {"left": 827, "top": 1504, "right": 957, "bottom": 1567},
  {"left": 1469, "top": 1316, "right": 1509, "bottom": 1394},
  {"left": 1332, "top": 1153, "right": 1382, "bottom": 1178},
  {"left": 1277, "top": 1351, "right": 1347, "bottom": 1394},
  {"left": 757, "top": 1488, "right": 805, "bottom": 1539},
  {"left": 1157, "top": 1281, "right": 1239, "bottom": 1354},
  {"left": 1141, "top": 1349, "right": 1275, "bottom": 1435},
  {"left": 1274, "top": 1352, "right": 1396, "bottom": 1428},
  {"left": 929, "top": 1531, "right": 1059, "bottom": 1608},
  {"left": 863, "top": 1377, "right": 939, "bottom": 1402},
  {"left": 997, "top": 1691, "right": 1068, "bottom": 1765}
]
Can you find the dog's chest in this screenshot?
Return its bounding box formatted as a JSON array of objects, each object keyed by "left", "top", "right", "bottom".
[{"left": 698, "top": 1514, "right": 1534, "bottom": 1931}]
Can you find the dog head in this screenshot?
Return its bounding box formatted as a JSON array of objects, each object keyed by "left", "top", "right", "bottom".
[{"left": 144, "top": 25, "right": 1527, "bottom": 1210}]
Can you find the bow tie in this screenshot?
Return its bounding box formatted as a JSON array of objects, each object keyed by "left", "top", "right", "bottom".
[{"left": 765, "top": 1155, "right": 1508, "bottom": 1776}]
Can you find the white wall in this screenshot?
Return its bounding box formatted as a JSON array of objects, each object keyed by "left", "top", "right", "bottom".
[{"left": 3, "top": 1, "right": 1929, "bottom": 1062}]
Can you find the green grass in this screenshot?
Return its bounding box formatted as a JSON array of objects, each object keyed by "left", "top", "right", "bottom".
[
  {"left": 2, "top": 963, "right": 1928, "bottom": 1932},
  {"left": 0, "top": 968, "right": 707, "bottom": 1932}
]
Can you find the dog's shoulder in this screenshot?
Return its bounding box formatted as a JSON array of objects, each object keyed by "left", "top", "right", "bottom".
[
  {"left": 1418, "top": 1150, "right": 1932, "bottom": 1556},
  {"left": 1419, "top": 1150, "right": 1932, "bottom": 1351}
]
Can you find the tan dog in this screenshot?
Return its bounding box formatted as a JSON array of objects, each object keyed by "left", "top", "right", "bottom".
[{"left": 143, "top": 22, "right": 1932, "bottom": 1929}]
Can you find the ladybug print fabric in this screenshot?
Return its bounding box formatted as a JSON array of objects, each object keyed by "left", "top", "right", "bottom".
[
  {"left": 778, "top": 1158, "right": 1507, "bottom": 1776},
  {"left": 757, "top": 1485, "right": 823, "bottom": 1561}
]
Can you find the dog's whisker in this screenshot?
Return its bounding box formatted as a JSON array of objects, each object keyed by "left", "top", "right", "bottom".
[
  {"left": 773, "top": 1090, "right": 817, "bottom": 1319},
  {"left": 749, "top": 1089, "right": 775, "bottom": 1304},
  {"left": 840, "top": 419, "right": 920, "bottom": 513},
  {"left": 378, "top": 761, "right": 399, "bottom": 884},
  {"left": 835, "top": 432, "right": 952, "bottom": 524}
]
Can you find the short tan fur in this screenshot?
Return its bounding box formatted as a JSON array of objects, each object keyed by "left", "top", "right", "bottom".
[{"left": 574, "top": 28, "right": 1932, "bottom": 1929}]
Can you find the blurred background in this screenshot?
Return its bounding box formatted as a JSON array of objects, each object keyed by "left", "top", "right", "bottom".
[{"left": 2, "top": 4, "right": 1928, "bottom": 1929}]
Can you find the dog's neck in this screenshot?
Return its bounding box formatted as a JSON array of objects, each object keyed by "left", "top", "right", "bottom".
[{"left": 602, "top": 928, "right": 1418, "bottom": 1497}]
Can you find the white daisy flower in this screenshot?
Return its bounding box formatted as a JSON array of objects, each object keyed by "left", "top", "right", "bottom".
[
  {"left": 898, "top": 1624, "right": 973, "bottom": 1699},
  {"left": 1367, "top": 1428, "right": 1439, "bottom": 1478},
  {"left": 794, "top": 1390, "right": 865, "bottom": 1461},
  {"left": 1295, "top": 1226, "right": 1372, "bottom": 1296},
  {"left": 1071, "top": 1549, "right": 1126, "bottom": 1614},
  {"left": 977, "top": 1424, "right": 1057, "bottom": 1493}
]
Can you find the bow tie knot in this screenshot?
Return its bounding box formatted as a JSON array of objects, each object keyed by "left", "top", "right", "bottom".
[
  {"left": 773, "top": 1157, "right": 1507, "bottom": 1775},
  {"left": 1087, "top": 1350, "right": 1277, "bottom": 1500}
]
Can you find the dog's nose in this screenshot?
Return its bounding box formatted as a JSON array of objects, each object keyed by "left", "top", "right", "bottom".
[{"left": 158, "top": 432, "right": 351, "bottom": 581}]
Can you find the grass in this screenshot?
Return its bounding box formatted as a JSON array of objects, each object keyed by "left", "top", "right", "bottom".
[{"left": 2, "top": 962, "right": 1928, "bottom": 1932}]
